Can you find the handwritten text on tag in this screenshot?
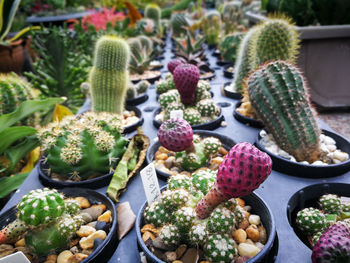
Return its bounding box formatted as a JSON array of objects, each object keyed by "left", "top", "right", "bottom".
[{"left": 140, "top": 163, "right": 161, "bottom": 205}]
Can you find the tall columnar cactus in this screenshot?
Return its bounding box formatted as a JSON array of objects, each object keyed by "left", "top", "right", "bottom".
[
  {"left": 0, "top": 73, "right": 35, "bottom": 126},
  {"left": 145, "top": 4, "right": 161, "bottom": 27},
  {"left": 170, "top": 13, "right": 189, "bottom": 37},
  {"left": 221, "top": 1, "right": 243, "bottom": 34},
  {"left": 247, "top": 61, "right": 321, "bottom": 163},
  {"left": 38, "top": 112, "right": 127, "bottom": 180},
  {"left": 90, "top": 35, "right": 130, "bottom": 114},
  {"left": 232, "top": 26, "right": 260, "bottom": 93},
  {"left": 250, "top": 18, "right": 299, "bottom": 70},
  {"left": 201, "top": 10, "right": 221, "bottom": 45},
  {"left": 219, "top": 33, "right": 244, "bottom": 62}
]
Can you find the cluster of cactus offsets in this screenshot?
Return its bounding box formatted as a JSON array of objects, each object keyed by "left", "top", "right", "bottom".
[
  {"left": 192, "top": 168, "right": 216, "bottom": 195},
  {"left": 160, "top": 189, "right": 190, "bottom": 208},
  {"left": 205, "top": 234, "right": 237, "bottom": 263},
  {"left": 90, "top": 36, "right": 130, "bottom": 114},
  {"left": 0, "top": 189, "right": 83, "bottom": 257},
  {"left": 173, "top": 64, "right": 200, "bottom": 105},
  {"left": 156, "top": 78, "right": 176, "bottom": 94},
  {"left": 207, "top": 206, "right": 236, "bottom": 233},
  {"left": 38, "top": 112, "right": 127, "bottom": 181},
  {"left": 0, "top": 73, "right": 35, "bottom": 126},
  {"left": 319, "top": 194, "right": 342, "bottom": 214},
  {"left": 126, "top": 80, "right": 151, "bottom": 99},
  {"left": 312, "top": 222, "right": 350, "bottom": 263},
  {"left": 159, "top": 224, "right": 181, "bottom": 246},
  {"left": 221, "top": 1, "right": 243, "bottom": 34},
  {"left": 201, "top": 10, "right": 221, "bottom": 45},
  {"left": 196, "top": 142, "right": 272, "bottom": 219},
  {"left": 170, "top": 13, "right": 189, "bottom": 37},
  {"left": 168, "top": 173, "right": 193, "bottom": 191},
  {"left": 219, "top": 33, "right": 244, "bottom": 62},
  {"left": 296, "top": 208, "right": 327, "bottom": 234},
  {"left": 250, "top": 18, "right": 300, "bottom": 70},
  {"left": 144, "top": 199, "right": 173, "bottom": 227},
  {"left": 247, "top": 61, "right": 321, "bottom": 163}
]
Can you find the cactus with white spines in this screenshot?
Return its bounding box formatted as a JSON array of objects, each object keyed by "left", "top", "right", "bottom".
[
  {"left": 204, "top": 234, "right": 237, "bottom": 263},
  {"left": 207, "top": 206, "right": 236, "bottom": 234},
  {"left": 319, "top": 194, "right": 341, "bottom": 215},
  {"left": 296, "top": 208, "right": 327, "bottom": 234}
]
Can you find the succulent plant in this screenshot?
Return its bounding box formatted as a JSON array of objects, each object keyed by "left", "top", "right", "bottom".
[
  {"left": 168, "top": 173, "right": 193, "bottom": 191},
  {"left": 221, "top": 1, "right": 243, "bottom": 34},
  {"left": 196, "top": 142, "right": 272, "bottom": 219},
  {"left": 0, "top": 73, "right": 35, "bottom": 126},
  {"left": 137, "top": 35, "right": 153, "bottom": 55},
  {"left": 311, "top": 231, "right": 323, "bottom": 246},
  {"left": 156, "top": 78, "right": 176, "bottom": 94},
  {"left": 38, "top": 112, "right": 127, "bottom": 181},
  {"left": 204, "top": 234, "right": 237, "bottom": 262},
  {"left": 319, "top": 194, "right": 341, "bottom": 215},
  {"left": 158, "top": 118, "right": 194, "bottom": 152},
  {"left": 192, "top": 169, "right": 216, "bottom": 195},
  {"left": 160, "top": 189, "right": 190, "bottom": 209},
  {"left": 170, "top": 13, "right": 189, "bottom": 37},
  {"left": 145, "top": 3, "right": 161, "bottom": 27},
  {"left": 189, "top": 221, "right": 208, "bottom": 245},
  {"left": 144, "top": 199, "right": 173, "bottom": 227},
  {"left": 207, "top": 206, "right": 236, "bottom": 234},
  {"left": 312, "top": 222, "right": 350, "bottom": 263},
  {"left": 173, "top": 64, "right": 200, "bottom": 105},
  {"left": 168, "top": 59, "right": 183, "bottom": 74},
  {"left": 342, "top": 202, "right": 350, "bottom": 213},
  {"left": 296, "top": 208, "right": 327, "bottom": 234},
  {"left": 90, "top": 35, "right": 130, "bottom": 114},
  {"left": 197, "top": 99, "right": 217, "bottom": 117},
  {"left": 0, "top": 219, "right": 26, "bottom": 244},
  {"left": 183, "top": 107, "right": 201, "bottom": 125},
  {"left": 174, "top": 206, "right": 196, "bottom": 233},
  {"left": 219, "top": 33, "right": 244, "bottom": 62},
  {"left": 158, "top": 89, "right": 180, "bottom": 108},
  {"left": 164, "top": 101, "right": 186, "bottom": 120},
  {"left": 247, "top": 61, "right": 321, "bottom": 163},
  {"left": 159, "top": 224, "right": 181, "bottom": 246},
  {"left": 201, "top": 10, "right": 221, "bottom": 45}
]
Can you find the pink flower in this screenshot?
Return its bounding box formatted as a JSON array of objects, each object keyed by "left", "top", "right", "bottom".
[{"left": 82, "top": 7, "right": 126, "bottom": 31}]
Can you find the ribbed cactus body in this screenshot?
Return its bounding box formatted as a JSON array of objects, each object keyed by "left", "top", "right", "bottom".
[
  {"left": 145, "top": 4, "right": 161, "bottom": 26},
  {"left": 0, "top": 73, "right": 35, "bottom": 126},
  {"left": 219, "top": 33, "right": 244, "bottom": 62},
  {"left": 90, "top": 36, "right": 130, "bottom": 114},
  {"left": 250, "top": 19, "right": 299, "bottom": 70},
  {"left": 38, "top": 112, "right": 127, "bottom": 180},
  {"left": 248, "top": 61, "right": 321, "bottom": 162},
  {"left": 170, "top": 13, "right": 189, "bottom": 37}
]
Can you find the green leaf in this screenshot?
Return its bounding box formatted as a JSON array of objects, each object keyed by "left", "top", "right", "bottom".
[
  {"left": 0, "top": 0, "right": 21, "bottom": 41},
  {"left": 0, "top": 127, "right": 37, "bottom": 155},
  {"left": 0, "top": 98, "right": 64, "bottom": 133},
  {"left": 6, "top": 136, "right": 39, "bottom": 173},
  {"left": 0, "top": 172, "right": 29, "bottom": 199}
]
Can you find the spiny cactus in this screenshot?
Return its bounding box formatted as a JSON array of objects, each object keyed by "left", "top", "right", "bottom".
[
  {"left": 192, "top": 168, "right": 216, "bottom": 195},
  {"left": 160, "top": 189, "right": 190, "bottom": 208},
  {"left": 207, "top": 206, "right": 236, "bottom": 233},
  {"left": 204, "top": 234, "right": 237, "bottom": 263},
  {"left": 0, "top": 219, "right": 26, "bottom": 244},
  {"left": 38, "top": 112, "right": 127, "bottom": 181},
  {"left": 250, "top": 18, "right": 299, "bottom": 70},
  {"left": 247, "top": 61, "right": 321, "bottom": 162},
  {"left": 137, "top": 35, "right": 153, "bottom": 55},
  {"left": 0, "top": 73, "right": 35, "bottom": 126},
  {"left": 144, "top": 199, "right": 173, "bottom": 227},
  {"left": 319, "top": 194, "right": 341, "bottom": 215},
  {"left": 159, "top": 89, "right": 180, "bottom": 108},
  {"left": 174, "top": 206, "right": 196, "bottom": 233},
  {"left": 189, "top": 221, "right": 208, "bottom": 245},
  {"left": 201, "top": 10, "right": 221, "bottom": 45},
  {"left": 168, "top": 59, "right": 183, "bottom": 74},
  {"left": 168, "top": 173, "right": 193, "bottom": 191},
  {"left": 170, "top": 13, "right": 189, "bottom": 37},
  {"left": 145, "top": 4, "right": 161, "bottom": 26},
  {"left": 221, "top": 1, "right": 243, "bottom": 34},
  {"left": 296, "top": 208, "right": 327, "bottom": 234},
  {"left": 159, "top": 224, "right": 181, "bottom": 246},
  {"left": 156, "top": 78, "right": 176, "bottom": 94},
  {"left": 219, "top": 33, "right": 244, "bottom": 62},
  {"left": 90, "top": 35, "right": 130, "bottom": 114},
  {"left": 197, "top": 99, "right": 217, "bottom": 117},
  {"left": 173, "top": 64, "right": 200, "bottom": 105},
  {"left": 183, "top": 107, "right": 201, "bottom": 125}
]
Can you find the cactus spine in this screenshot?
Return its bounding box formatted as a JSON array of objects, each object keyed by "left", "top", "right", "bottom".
[
  {"left": 219, "top": 33, "right": 244, "bottom": 62},
  {"left": 90, "top": 36, "right": 130, "bottom": 114},
  {"left": 247, "top": 61, "right": 321, "bottom": 162}
]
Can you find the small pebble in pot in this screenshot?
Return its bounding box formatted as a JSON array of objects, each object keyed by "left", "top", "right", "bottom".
[
  {"left": 248, "top": 215, "right": 261, "bottom": 225},
  {"left": 96, "top": 221, "right": 109, "bottom": 232},
  {"left": 93, "top": 238, "right": 105, "bottom": 251},
  {"left": 238, "top": 243, "right": 261, "bottom": 257},
  {"left": 77, "top": 225, "right": 96, "bottom": 237},
  {"left": 57, "top": 250, "right": 73, "bottom": 263},
  {"left": 67, "top": 253, "right": 88, "bottom": 263},
  {"left": 97, "top": 210, "right": 112, "bottom": 223},
  {"left": 246, "top": 225, "right": 260, "bottom": 242},
  {"left": 79, "top": 230, "right": 107, "bottom": 250}
]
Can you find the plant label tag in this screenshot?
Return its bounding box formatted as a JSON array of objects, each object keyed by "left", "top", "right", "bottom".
[
  {"left": 0, "top": 252, "right": 30, "bottom": 263},
  {"left": 341, "top": 196, "right": 350, "bottom": 204},
  {"left": 170, "top": 110, "right": 183, "bottom": 119},
  {"left": 140, "top": 163, "right": 161, "bottom": 205}
]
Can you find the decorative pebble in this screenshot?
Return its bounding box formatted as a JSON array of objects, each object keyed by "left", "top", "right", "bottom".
[
  {"left": 142, "top": 231, "right": 156, "bottom": 242},
  {"left": 14, "top": 238, "right": 25, "bottom": 247},
  {"left": 96, "top": 221, "right": 109, "bottom": 232},
  {"left": 57, "top": 250, "right": 73, "bottom": 263},
  {"left": 248, "top": 215, "right": 261, "bottom": 225},
  {"left": 76, "top": 225, "right": 96, "bottom": 237},
  {"left": 152, "top": 237, "right": 174, "bottom": 250},
  {"left": 79, "top": 230, "right": 107, "bottom": 250},
  {"left": 70, "top": 246, "right": 79, "bottom": 254},
  {"left": 74, "top": 197, "right": 90, "bottom": 208},
  {"left": 238, "top": 218, "right": 250, "bottom": 230},
  {"left": 165, "top": 251, "right": 177, "bottom": 262},
  {"left": 255, "top": 242, "right": 264, "bottom": 250},
  {"left": 0, "top": 244, "right": 15, "bottom": 259},
  {"left": 333, "top": 150, "right": 349, "bottom": 162},
  {"left": 221, "top": 121, "right": 227, "bottom": 127},
  {"left": 79, "top": 212, "right": 93, "bottom": 223},
  {"left": 81, "top": 205, "right": 105, "bottom": 221},
  {"left": 67, "top": 253, "right": 88, "bottom": 263},
  {"left": 246, "top": 225, "right": 260, "bottom": 242},
  {"left": 164, "top": 156, "right": 175, "bottom": 169},
  {"left": 233, "top": 229, "right": 247, "bottom": 244},
  {"left": 258, "top": 226, "right": 267, "bottom": 244},
  {"left": 45, "top": 254, "right": 58, "bottom": 263},
  {"left": 97, "top": 210, "right": 112, "bottom": 223},
  {"left": 180, "top": 248, "right": 199, "bottom": 263},
  {"left": 93, "top": 238, "right": 104, "bottom": 251},
  {"left": 238, "top": 243, "right": 261, "bottom": 257},
  {"left": 176, "top": 244, "right": 187, "bottom": 259},
  {"left": 87, "top": 221, "right": 97, "bottom": 228}
]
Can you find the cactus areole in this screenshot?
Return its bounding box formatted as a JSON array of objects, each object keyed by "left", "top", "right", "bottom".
[{"left": 195, "top": 142, "right": 272, "bottom": 219}]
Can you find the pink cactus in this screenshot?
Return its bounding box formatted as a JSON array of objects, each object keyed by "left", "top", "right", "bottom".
[
  {"left": 168, "top": 59, "right": 183, "bottom": 74},
  {"left": 158, "top": 118, "right": 193, "bottom": 152},
  {"left": 82, "top": 7, "right": 126, "bottom": 31},
  {"left": 173, "top": 64, "right": 200, "bottom": 105},
  {"left": 195, "top": 142, "right": 272, "bottom": 219}
]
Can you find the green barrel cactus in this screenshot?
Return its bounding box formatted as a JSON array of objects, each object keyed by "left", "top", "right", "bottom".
[
  {"left": 159, "top": 224, "right": 181, "bottom": 246},
  {"left": 197, "top": 99, "right": 217, "bottom": 117},
  {"left": 145, "top": 3, "right": 161, "bottom": 27},
  {"left": 156, "top": 79, "right": 175, "bottom": 94},
  {"left": 65, "top": 199, "right": 80, "bottom": 215},
  {"left": 296, "top": 207, "right": 327, "bottom": 234},
  {"left": 17, "top": 189, "right": 65, "bottom": 226},
  {"left": 201, "top": 10, "right": 221, "bottom": 45},
  {"left": 192, "top": 169, "right": 217, "bottom": 195},
  {"left": 174, "top": 206, "right": 196, "bottom": 233},
  {"left": 250, "top": 18, "right": 299, "bottom": 70},
  {"left": 183, "top": 107, "right": 201, "bottom": 125},
  {"left": 189, "top": 221, "right": 208, "bottom": 245},
  {"left": 159, "top": 89, "right": 180, "bottom": 108},
  {"left": 247, "top": 61, "right": 321, "bottom": 163},
  {"left": 170, "top": 13, "right": 189, "bottom": 37},
  {"left": 0, "top": 73, "right": 35, "bottom": 126},
  {"left": 202, "top": 137, "right": 221, "bottom": 155},
  {"left": 204, "top": 234, "right": 237, "bottom": 262},
  {"left": 207, "top": 206, "right": 236, "bottom": 233},
  {"left": 319, "top": 194, "right": 341, "bottom": 214},
  {"left": 219, "top": 33, "right": 244, "bottom": 62},
  {"left": 90, "top": 35, "right": 130, "bottom": 114},
  {"left": 38, "top": 112, "right": 127, "bottom": 180},
  {"left": 144, "top": 200, "right": 173, "bottom": 227}
]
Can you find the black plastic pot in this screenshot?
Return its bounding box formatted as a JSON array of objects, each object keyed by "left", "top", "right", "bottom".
[
  {"left": 152, "top": 107, "right": 224, "bottom": 131},
  {"left": 126, "top": 93, "right": 149, "bottom": 106},
  {"left": 200, "top": 69, "right": 216, "bottom": 81},
  {"left": 233, "top": 101, "right": 264, "bottom": 128},
  {"left": 216, "top": 60, "right": 232, "bottom": 67},
  {"left": 146, "top": 130, "right": 235, "bottom": 179},
  {"left": 136, "top": 186, "right": 277, "bottom": 263},
  {"left": 124, "top": 106, "right": 144, "bottom": 134},
  {"left": 287, "top": 183, "right": 350, "bottom": 249},
  {"left": 131, "top": 71, "right": 162, "bottom": 84},
  {"left": 212, "top": 49, "right": 221, "bottom": 57},
  {"left": 222, "top": 82, "right": 242, "bottom": 100},
  {"left": 255, "top": 129, "right": 350, "bottom": 178},
  {"left": 0, "top": 188, "right": 117, "bottom": 263},
  {"left": 223, "top": 64, "right": 235, "bottom": 78}
]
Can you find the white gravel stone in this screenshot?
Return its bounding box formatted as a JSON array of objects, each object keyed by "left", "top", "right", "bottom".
[
  {"left": 238, "top": 243, "right": 261, "bottom": 257},
  {"left": 248, "top": 215, "right": 261, "bottom": 225},
  {"left": 323, "top": 136, "right": 336, "bottom": 145},
  {"left": 333, "top": 151, "right": 349, "bottom": 162}
]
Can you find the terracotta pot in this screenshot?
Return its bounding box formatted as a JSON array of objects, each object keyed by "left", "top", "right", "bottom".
[{"left": 0, "top": 39, "right": 25, "bottom": 74}]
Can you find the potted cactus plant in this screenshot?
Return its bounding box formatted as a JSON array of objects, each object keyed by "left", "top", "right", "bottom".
[
  {"left": 247, "top": 0, "right": 350, "bottom": 107},
  {"left": 138, "top": 142, "right": 276, "bottom": 263}
]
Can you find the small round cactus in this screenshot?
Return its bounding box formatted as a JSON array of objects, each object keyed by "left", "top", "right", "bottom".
[
  {"left": 65, "top": 200, "right": 80, "bottom": 215},
  {"left": 189, "top": 222, "right": 209, "bottom": 246},
  {"left": 159, "top": 89, "right": 180, "bottom": 108},
  {"left": 204, "top": 234, "right": 237, "bottom": 263},
  {"left": 57, "top": 215, "right": 79, "bottom": 238},
  {"left": 159, "top": 224, "right": 181, "bottom": 246},
  {"left": 160, "top": 189, "right": 190, "bottom": 209},
  {"left": 296, "top": 208, "right": 327, "bottom": 234},
  {"left": 234, "top": 205, "right": 245, "bottom": 226},
  {"left": 207, "top": 206, "right": 236, "bottom": 234},
  {"left": 311, "top": 231, "right": 323, "bottom": 247},
  {"left": 202, "top": 137, "right": 221, "bottom": 155},
  {"left": 144, "top": 200, "right": 172, "bottom": 227},
  {"left": 197, "top": 99, "right": 217, "bottom": 117},
  {"left": 183, "top": 107, "right": 201, "bottom": 125},
  {"left": 17, "top": 189, "right": 65, "bottom": 227},
  {"left": 164, "top": 101, "right": 185, "bottom": 120},
  {"left": 174, "top": 206, "right": 196, "bottom": 232},
  {"left": 156, "top": 79, "right": 175, "bottom": 94},
  {"left": 342, "top": 202, "right": 350, "bottom": 213},
  {"left": 168, "top": 173, "right": 193, "bottom": 191},
  {"left": 192, "top": 169, "right": 216, "bottom": 195},
  {"left": 319, "top": 194, "right": 341, "bottom": 214}
]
